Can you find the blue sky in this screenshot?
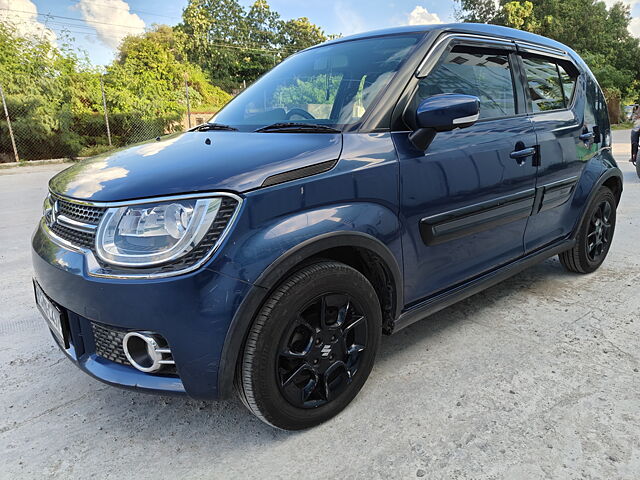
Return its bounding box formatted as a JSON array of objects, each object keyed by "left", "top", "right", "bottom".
[
  {"left": 18, "top": 0, "right": 455, "bottom": 65},
  {"left": 8, "top": 0, "right": 640, "bottom": 66}
]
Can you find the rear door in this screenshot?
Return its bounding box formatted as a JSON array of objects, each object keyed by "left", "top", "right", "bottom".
[
  {"left": 516, "top": 48, "right": 592, "bottom": 251},
  {"left": 394, "top": 39, "right": 539, "bottom": 305}
]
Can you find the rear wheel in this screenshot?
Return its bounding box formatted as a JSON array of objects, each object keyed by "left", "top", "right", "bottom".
[
  {"left": 236, "top": 261, "right": 382, "bottom": 430},
  {"left": 559, "top": 186, "right": 616, "bottom": 273}
]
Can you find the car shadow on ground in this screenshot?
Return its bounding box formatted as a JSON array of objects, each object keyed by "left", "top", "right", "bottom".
[{"left": 76, "top": 257, "right": 567, "bottom": 442}]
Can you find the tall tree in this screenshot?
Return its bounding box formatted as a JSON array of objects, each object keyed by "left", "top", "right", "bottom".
[
  {"left": 279, "top": 17, "right": 327, "bottom": 53},
  {"left": 178, "top": 0, "right": 329, "bottom": 91},
  {"left": 455, "top": 0, "right": 640, "bottom": 101}
]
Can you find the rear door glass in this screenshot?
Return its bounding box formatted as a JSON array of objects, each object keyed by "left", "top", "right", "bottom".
[{"left": 522, "top": 57, "right": 565, "bottom": 112}]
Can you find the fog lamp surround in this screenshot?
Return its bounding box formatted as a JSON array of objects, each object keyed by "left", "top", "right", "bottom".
[
  {"left": 122, "top": 331, "right": 169, "bottom": 373},
  {"left": 95, "top": 196, "right": 222, "bottom": 267}
]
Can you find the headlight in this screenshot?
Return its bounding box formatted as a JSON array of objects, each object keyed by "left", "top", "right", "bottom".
[{"left": 95, "top": 197, "right": 223, "bottom": 267}]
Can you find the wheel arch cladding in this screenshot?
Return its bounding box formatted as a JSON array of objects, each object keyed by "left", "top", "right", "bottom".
[
  {"left": 216, "top": 231, "right": 403, "bottom": 398},
  {"left": 570, "top": 153, "right": 622, "bottom": 238},
  {"left": 602, "top": 174, "right": 622, "bottom": 205}
]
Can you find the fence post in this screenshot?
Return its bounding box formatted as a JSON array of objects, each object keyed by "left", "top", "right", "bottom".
[
  {"left": 100, "top": 75, "right": 112, "bottom": 146},
  {"left": 184, "top": 75, "right": 191, "bottom": 129},
  {"left": 0, "top": 83, "right": 19, "bottom": 162}
]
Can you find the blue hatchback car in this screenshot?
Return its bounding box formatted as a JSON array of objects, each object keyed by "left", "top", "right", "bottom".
[{"left": 33, "top": 23, "right": 622, "bottom": 430}]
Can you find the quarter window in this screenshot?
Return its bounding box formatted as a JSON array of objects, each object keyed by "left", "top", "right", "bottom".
[
  {"left": 558, "top": 63, "right": 577, "bottom": 105},
  {"left": 415, "top": 46, "right": 517, "bottom": 120}
]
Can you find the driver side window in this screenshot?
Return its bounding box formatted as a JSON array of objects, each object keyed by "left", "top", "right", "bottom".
[{"left": 415, "top": 45, "right": 517, "bottom": 120}]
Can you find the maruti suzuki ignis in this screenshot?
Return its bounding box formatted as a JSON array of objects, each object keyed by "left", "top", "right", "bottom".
[{"left": 32, "top": 23, "right": 622, "bottom": 430}]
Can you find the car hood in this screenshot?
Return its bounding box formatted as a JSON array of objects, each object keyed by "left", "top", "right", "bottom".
[{"left": 49, "top": 131, "right": 342, "bottom": 202}]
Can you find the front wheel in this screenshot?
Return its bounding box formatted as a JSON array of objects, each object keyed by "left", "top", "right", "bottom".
[
  {"left": 559, "top": 186, "right": 616, "bottom": 273},
  {"left": 236, "top": 261, "right": 382, "bottom": 430}
]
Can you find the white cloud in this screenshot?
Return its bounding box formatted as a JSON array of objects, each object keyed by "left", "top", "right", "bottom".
[
  {"left": 603, "top": 0, "right": 640, "bottom": 7},
  {"left": 629, "top": 16, "right": 640, "bottom": 38},
  {"left": 333, "top": 1, "right": 367, "bottom": 35},
  {"left": 75, "top": 0, "right": 145, "bottom": 49},
  {"left": 406, "top": 6, "right": 443, "bottom": 25},
  {"left": 0, "top": 0, "right": 56, "bottom": 44}
]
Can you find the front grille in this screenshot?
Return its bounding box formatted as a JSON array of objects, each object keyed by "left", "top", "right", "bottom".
[
  {"left": 57, "top": 199, "right": 106, "bottom": 225},
  {"left": 92, "top": 322, "right": 130, "bottom": 365},
  {"left": 48, "top": 197, "right": 105, "bottom": 250},
  {"left": 50, "top": 222, "right": 95, "bottom": 249}
]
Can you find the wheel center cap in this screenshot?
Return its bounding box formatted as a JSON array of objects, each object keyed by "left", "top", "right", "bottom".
[{"left": 320, "top": 344, "right": 332, "bottom": 358}]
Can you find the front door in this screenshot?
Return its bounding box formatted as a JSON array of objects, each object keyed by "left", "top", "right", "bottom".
[{"left": 394, "top": 43, "right": 539, "bottom": 305}]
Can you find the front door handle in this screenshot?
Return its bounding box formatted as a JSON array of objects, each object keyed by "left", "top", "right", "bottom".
[
  {"left": 579, "top": 131, "right": 594, "bottom": 142},
  {"left": 510, "top": 147, "right": 536, "bottom": 164}
]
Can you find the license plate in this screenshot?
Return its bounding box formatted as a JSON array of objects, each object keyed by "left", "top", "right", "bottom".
[{"left": 34, "top": 282, "right": 66, "bottom": 347}]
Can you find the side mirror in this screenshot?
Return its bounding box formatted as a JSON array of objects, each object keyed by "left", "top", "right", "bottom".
[{"left": 409, "top": 94, "right": 480, "bottom": 151}]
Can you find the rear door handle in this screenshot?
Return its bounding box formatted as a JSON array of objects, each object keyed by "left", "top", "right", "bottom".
[
  {"left": 510, "top": 147, "right": 536, "bottom": 159},
  {"left": 579, "top": 132, "right": 594, "bottom": 141}
]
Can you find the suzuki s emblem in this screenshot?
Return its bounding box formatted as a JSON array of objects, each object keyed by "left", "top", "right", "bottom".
[
  {"left": 46, "top": 199, "right": 59, "bottom": 227},
  {"left": 320, "top": 345, "right": 332, "bottom": 357}
]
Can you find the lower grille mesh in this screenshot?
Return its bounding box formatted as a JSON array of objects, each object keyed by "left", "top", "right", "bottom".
[
  {"left": 50, "top": 222, "right": 95, "bottom": 249},
  {"left": 92, "top": 322, "right": 130, "bottom": 365}
]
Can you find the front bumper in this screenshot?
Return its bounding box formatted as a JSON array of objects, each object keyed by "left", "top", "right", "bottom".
[{"left": 31, "top": 222, "right": 254, "bottom": 400}]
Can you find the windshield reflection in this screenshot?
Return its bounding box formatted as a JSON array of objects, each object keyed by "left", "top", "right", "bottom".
[{"left": 211, "top": 34, "right": 421, "bottom": 131}]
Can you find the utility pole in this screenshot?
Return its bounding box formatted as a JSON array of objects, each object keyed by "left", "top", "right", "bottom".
[
  {"left": 185, "top": 75, "right": 191, "bottom": 129},
  {"left": 0, "top": 83, "right": 19, "bottom": 162},
  {"left": 100, "top": 75, "right": 112, "bottom": 146}
]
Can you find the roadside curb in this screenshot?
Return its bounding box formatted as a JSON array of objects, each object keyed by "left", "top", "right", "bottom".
[{"left": 0, "top": 158, "right": 79, "bottom": 170}]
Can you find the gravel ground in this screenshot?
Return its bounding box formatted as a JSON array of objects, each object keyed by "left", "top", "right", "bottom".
[{"left": 1, "top": 131, "right": 639, "bottom": 479}]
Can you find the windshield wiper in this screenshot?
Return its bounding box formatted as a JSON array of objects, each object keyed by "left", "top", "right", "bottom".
[
  {"left": 192, "top": 122, "right": 238, "bottom": 132},
  {"left": 255, "top": 122, "right": 341, "bottom": 133}
]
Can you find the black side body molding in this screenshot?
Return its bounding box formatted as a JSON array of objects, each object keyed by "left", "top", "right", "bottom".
[{"left": 419, "top": 189, "right": 536, "bottom": 246}]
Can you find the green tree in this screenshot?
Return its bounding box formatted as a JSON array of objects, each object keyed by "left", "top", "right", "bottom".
[
  {"left": 455, "top": 0, "right": 640, "bottom": 102},
  {"left": 279, "top": 17, "right": 327, "bottom": 53},
  {"left": 178, "top": 0, "right": 329, "bottom": 91},
  {"left": 106, "top": 25, "right": 231, "bottom": 117}
]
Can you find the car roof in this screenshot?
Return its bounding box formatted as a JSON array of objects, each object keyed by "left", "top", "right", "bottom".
[{"left": 319, "top": 22, "right": 573, "bottom": 56}]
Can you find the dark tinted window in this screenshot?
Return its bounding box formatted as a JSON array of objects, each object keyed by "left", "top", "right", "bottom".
[
  {"left": 522, "top": 57, "right": 565, "bottom": 112},
  {"left": 415, "top": 46, "right": 516, "bottom": 119}
]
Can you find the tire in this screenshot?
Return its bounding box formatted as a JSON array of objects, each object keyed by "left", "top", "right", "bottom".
[
  {"left": 636, "top": 160, "right": 640, "bottom": 179},
  {"left": 559, "top": 186, "right": 616, "bottom": 273},
  {"left": 236, "top": 261, "right": 382, "bottom": 430}
]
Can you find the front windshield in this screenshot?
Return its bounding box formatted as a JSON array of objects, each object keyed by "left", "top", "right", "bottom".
[{"left": 211, "top": 34, "right": 422, "bottom": 131}]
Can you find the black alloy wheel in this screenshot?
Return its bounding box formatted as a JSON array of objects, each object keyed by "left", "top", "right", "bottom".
[
  {"left": 559, "top": 186, "right": 617, "bottom": 273},
  {"left": 277, "top": 293, "right": 368, "bottom": 408},
  {"left": 585, "top": 199, "right": 613, "bottom": 263},
  {"left": 236, "top": 261, "right": 382, "bottom": 430}
]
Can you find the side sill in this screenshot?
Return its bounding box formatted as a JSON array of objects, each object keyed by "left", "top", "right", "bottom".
[{"left": 392, "top": 238, "right": 575, "bottom": 333}]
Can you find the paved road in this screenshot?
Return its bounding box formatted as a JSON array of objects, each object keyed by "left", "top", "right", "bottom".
[{"left": 1, "top": 133, "right": 639, "bottom": 479}]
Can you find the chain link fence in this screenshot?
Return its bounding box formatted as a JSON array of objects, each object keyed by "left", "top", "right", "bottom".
[{"left": 0, "top": 74, "right": 219, "bottom": 163}]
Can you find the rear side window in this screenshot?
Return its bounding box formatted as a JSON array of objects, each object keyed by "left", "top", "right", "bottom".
[
  {"left": 415, "top": 46, "right": 517, "bottom": 120},
  {"left": 522, "top": 56, "right": 577, "bottom": 112}
]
